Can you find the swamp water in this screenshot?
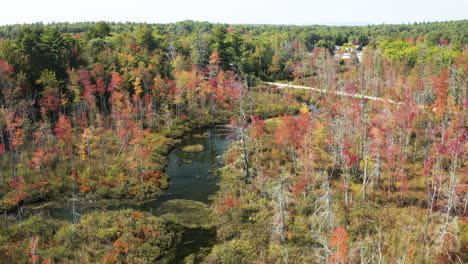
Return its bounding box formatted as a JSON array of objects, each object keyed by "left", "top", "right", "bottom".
[{"left": 24, "top": 126, "right": 232, "bottom": 263}]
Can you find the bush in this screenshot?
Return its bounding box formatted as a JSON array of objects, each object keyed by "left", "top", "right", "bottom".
[{"left": 182, "top": 144, "right": 204, "bottom": 152}]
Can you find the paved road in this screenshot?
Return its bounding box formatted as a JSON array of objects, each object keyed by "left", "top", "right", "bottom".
[{"left": 266, "top": 82, "right": 400, "bottom": 105}]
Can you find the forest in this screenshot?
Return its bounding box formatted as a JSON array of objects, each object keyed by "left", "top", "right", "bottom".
[{"left": 0, "top": 19, "right": 466, "bottom": 263}]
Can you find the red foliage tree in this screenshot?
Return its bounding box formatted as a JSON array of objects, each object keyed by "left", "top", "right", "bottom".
[
  {"left": 28, "top": 236, "right": 40, "bottom": 264},
  {"left": 54, "top": 115, "right": 73, "bottom": 148},
  {"left": 0, "top": 58, "right": 14, "bottom": 74},
  {"left": 431, "top": 69, "right": 450, "bottom": 119},
  {"left": 327, "top": 227, "right": 349, "bottom": 264}
]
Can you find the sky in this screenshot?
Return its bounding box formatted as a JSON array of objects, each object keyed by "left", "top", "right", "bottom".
[{"left": 1, "top": 0, "right": 467, "bottom": 26}]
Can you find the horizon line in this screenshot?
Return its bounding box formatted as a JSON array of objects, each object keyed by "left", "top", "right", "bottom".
[{"left": 0, "top": 18, "right": 466, "bottom": 28}]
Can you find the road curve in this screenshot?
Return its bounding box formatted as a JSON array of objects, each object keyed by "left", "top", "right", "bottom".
[{"left": 266, "top": 82, "right": 400, "bottom": 105}]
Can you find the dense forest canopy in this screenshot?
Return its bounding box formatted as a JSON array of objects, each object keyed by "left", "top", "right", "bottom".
[
  {"left": 1, "top": 20, "right": 467, "bottom": 44},
  {"left": 0, "top": 20, "right": 466, "bottom": 263},
  {"left": 0, "top": 20, "right": 466, "bottom": 87}
]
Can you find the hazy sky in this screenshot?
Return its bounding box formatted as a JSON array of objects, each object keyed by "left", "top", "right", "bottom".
[{"left": 1, "top": 0, "right": 467, "bottom": 26}]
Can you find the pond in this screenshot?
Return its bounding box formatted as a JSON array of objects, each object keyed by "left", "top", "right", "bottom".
[
  {"left": 24, "top": 126, "right": 233, "bottom": 263},
  {"left": 125, "top": 125, "right": 232, "bottom": 208},
  {"left": 28, "top": 126, "right": 231, "bottom": 216}
]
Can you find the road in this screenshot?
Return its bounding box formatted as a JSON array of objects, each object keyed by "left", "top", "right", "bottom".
[{"left": 266, "top": 82, "right": 400, "bottom": 105}]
